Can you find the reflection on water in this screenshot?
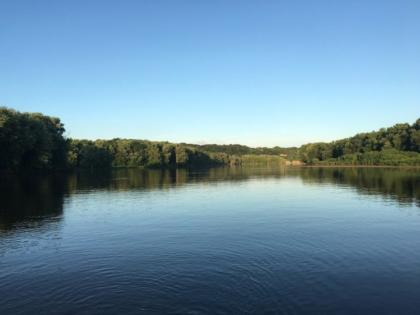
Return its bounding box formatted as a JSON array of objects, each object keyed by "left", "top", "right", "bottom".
[
  {"left": 299, "top": 167, "right": 420, "bottom": 207},
  {"left": 1, "top": 167, "right": 420, "bottom": 315},
  {"left": 1, "top": 167, "right": 418, "bottom": 232},
  {"left": 0, "top": 173, "right": 68, "bottom": 231}
]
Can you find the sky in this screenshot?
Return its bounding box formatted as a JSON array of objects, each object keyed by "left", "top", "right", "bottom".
[{"left": 0, "top": 0, "right": 419, "bottom": 147}]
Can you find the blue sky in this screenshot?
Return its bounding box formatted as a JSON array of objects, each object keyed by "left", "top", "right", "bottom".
[{"left": 1, "top": 0, "right": 419, "bottom": 147}]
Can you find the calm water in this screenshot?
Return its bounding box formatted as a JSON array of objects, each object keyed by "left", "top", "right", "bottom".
[{"left": 1, "top": 167, "right": 420, "bottom": 315}]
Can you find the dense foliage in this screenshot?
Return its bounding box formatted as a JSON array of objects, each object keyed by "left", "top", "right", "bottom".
[
  {"left": 66, "top": 140, "right": 288, "bottom": 168},
  {"left": 298, "top": 119, "right": 420, "bottom": 165},
  {"left": 0, "top": 108, "right": 67, "bottom": 170},
  {"left": 318, "top": 150, "right": 420, "bottom": 166},
  {"left": 1, "top": 107, "right": 419, "bottom": 170},
  {"left": 67, "top": 139, "right": 227, "bottom": 169},
  {"left": 188, "top": 144, "right": 299, "bottom": 159}
]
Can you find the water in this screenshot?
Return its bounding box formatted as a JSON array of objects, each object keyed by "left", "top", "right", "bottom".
[{"left": 1, "top": 167, "right": 419, "bottom": 315}]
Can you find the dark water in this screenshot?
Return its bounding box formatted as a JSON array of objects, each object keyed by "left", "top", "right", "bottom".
[{"left": 1, "top": 167, "right": 420, "bottom": 315}]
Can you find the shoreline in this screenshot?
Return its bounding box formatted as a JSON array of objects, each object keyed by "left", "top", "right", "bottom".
[{"left": 299, "top": 164, "right": 420, "bottom": 169}]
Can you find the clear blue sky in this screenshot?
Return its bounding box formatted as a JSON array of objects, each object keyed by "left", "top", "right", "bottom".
[{"left": 1, "top": 0, "right": 419, "bottom": 147}]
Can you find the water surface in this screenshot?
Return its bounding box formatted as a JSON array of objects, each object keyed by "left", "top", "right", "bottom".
[{"left": 1, "top": 167, "right": 420, "bottom": 314}]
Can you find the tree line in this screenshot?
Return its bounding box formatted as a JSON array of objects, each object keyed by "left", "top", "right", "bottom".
[
  {"left": 0, "top": 107, "right": 419, "bottom": 170},
  {"left": 66, "top": 139, "right": 227, "bottom": 169},
  {"left": 0, "top": 107, "right": 286, "bottom": 170},
  {"left": 0, "top": 107, "right": 67, "bottom": 170},
  {"left": 299, "top": 119, "right": 420, "bottom": 165}
]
